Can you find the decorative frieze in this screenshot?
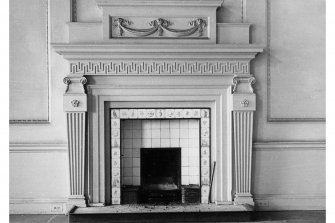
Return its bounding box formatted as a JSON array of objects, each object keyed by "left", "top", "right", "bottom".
[
  {"left": 112, "top": 17, "right": 207, "bottom": 38},
  {"left": 69, "top": 61, "right": 250, "bottom": 75}
]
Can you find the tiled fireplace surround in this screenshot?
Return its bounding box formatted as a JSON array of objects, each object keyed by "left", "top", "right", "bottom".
[
  {"left": 111, "top": 108, "right": 211, "bottom": 204},
  {"left": 53, "top": 0, "right": 263, "bottom": 212}
]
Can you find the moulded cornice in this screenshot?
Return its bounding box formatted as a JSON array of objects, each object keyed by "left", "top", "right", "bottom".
[
  {"left": 95, "top": 0, "right": 223, "bottom": 7},
  {"left": 53, "top": 44, "right": 264, "bottom": 60}
]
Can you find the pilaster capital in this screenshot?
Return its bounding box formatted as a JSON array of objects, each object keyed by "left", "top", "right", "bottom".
[
  {"left": 232, "top": 76, "right": 255, "bottom": 94},
  {"left": 63, "top": 76, "right": 87, "bottom": 112},
  {"left": 231, "top": 76, "right": 256, "bottom": 111}
]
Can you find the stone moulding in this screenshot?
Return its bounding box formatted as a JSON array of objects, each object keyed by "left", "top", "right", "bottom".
[
  {"left": 96, "top": 0, "right": 223, "bottom": 7},
  {"left": 53, "top": 44, "right": 263, "bottom": 76},
  {"left": 112, "top": 17, "right": 207, "bottom": 38}
]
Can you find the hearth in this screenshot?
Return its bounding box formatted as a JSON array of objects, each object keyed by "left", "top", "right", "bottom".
[{"left": 141, "top": 147, "right": 181, "bottom": 204}]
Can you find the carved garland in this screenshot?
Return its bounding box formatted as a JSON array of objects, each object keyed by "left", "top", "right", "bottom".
[{"left": 113, "top": 18, "right": 207, "bottom": 37}]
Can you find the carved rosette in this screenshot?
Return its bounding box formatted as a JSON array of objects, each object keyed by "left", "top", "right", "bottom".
[
  {"left": 63, "top": 76, "right": 88, "bottom": 209},
  {"left": 231, "top": 76, "right": 256, "bottom": 206}
]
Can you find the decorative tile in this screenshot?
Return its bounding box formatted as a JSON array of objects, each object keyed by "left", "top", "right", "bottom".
[
  {"left": 112, "top": 168, "right": 120, "bottom": 177},
  {"left": 201, "top": 138, "right": 210, "bottom": 147},
  {"left": 166, "top": 109, "right": 175, "bottom": 118},
  {"left": 201, "top": 185, "right": 210, "bottom": 197},
  {"left": 182, "top": 109, "right": 192, "bottom": 118},
  {"left": 201, "top": 177, "right": 210, "bottom": 185},
  {"left": 201, "top": 157, "right": 209, "bottom": 167},
  {"left": 201, "top": 128, "right": 209, "bottom": 138},
  {"left": 112, "top": 198, "right": 121, "bottom": 205},
  {"left": 138, "top": 109, "right": 146, "bottom": 118},
  {"left": 111, "top": 138, "right": 120, "bottom": 148},
  {"left": 174, "top": 109, "right": 183, "bottom": 118},
  {"left": 112, "top": 178, "right": 120, "bottom": 187},
  {"left": 147, "top": 109, "right": 156, "bottom": 118},
  {"left": 201, "top": 147, "right": 210, "bottom": 157},
  {"left": 128, "top": 109, "right": 138, "bottom": 119},
  {"left": 112, "top": 129, "right": 120, "bottom": 138},
  {"left": 120, "top": 109, "right": 129, "bottom": 119},
  {"left": 201, "top": 118, "right": 210, "bottom": 127},
  {"left": 155, "top": 109, "right": 166, "bottom": 118},
  {"left": 201, "top": 167, "right": 210, "bottom": 177},
  {"left": 112, "top": 148, "right": 120, "bottom": 158},
  {"left": 201, "top": 109, "right": 210, "bottom": 118},
  {"left": 192, "top": 109, "right": 201, "bottom": 118},
  {"left": 111, "top": 109, "right": 120, "bottom": 119},
  {"left": 112, "top": 158, "right": 120, "bottom": 168},
  {"left": 112, "top": 188, "right": 120, "bottom": 197},
  {"left": 111, "top": 119, "right": 120, "bottom": 128}
]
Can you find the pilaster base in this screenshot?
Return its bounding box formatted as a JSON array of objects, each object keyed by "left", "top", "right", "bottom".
[
  {"left": 233, "top": 193, "right": 255, "bottom": 206},
  {"left": 67, "top": 195, "right": 87, "bottom": 211}
]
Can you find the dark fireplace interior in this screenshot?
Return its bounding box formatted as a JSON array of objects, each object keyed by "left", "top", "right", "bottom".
[{"left": 140, "top": 147, "right": 181, "bottom": 204}]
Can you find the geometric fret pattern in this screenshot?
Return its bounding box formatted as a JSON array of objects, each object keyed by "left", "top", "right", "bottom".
[
  {"left": 111, "top": 108, "right": 211, "bottom": 204},
  {"left": 70, "top": 61, "right": 249, "bottom": 75}
]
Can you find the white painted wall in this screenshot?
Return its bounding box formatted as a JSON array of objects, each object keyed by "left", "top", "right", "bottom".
[{"left": 9, "top": 0, "right": 325, "bottom": 213}]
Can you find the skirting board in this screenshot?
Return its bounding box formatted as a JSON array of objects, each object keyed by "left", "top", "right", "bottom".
[
  {"left": 253, "top": 194, "right": 325, "bottom": 211},
  {"left": 10, "top": 198, "right": 67, "bottom": 214}
]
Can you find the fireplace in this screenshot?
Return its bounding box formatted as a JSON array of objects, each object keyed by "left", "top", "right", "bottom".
[
  {"left": 53, "top": 0, "right": 263, "bottom": 212},
  {"left": 141, "top": 147, "right": 181, "bottom": 204}
]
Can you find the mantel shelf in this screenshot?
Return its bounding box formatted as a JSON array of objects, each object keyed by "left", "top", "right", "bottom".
[{"left": 53, "top": 44, "right": 264, "bottom": 60}]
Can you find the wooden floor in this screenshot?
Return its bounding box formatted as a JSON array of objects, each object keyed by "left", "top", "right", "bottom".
[{"left": 10, "top": 211, "right": 325, "bottom": 223}]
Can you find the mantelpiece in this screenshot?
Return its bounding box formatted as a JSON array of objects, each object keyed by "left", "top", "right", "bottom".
[{"left": 53, "top": 0, "right": 263, "bottom": 212}]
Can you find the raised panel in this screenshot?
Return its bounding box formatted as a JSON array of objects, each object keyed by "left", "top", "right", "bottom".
[
  {"left": 9, "top": 0, "right": 49, "bottom": 123},
  {"left": 268, "top": 0, "right": 325, "bottom": 121}
]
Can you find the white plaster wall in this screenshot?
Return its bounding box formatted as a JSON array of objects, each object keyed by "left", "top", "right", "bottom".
[{"left": 9, "top": 0, "right": 325, "bottom": 213}]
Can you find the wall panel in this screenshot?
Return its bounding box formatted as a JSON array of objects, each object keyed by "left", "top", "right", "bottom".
[
  {"left": 9, "top": 0, "right": 49, "bottom": 123},
  {"left": 267, "top": 0, "right": 325, "bottom": 121}
]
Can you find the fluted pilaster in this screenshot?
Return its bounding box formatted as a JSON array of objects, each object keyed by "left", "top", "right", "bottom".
[
  {"left": 64, "top": 76, "right": 88, "bottom": 209},
  {"left": 232, "top": 76, "right": 256, "bottom": 206}
]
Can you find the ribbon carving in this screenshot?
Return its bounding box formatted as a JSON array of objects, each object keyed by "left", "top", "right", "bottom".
[{"left": 113, "top": 18, "right": 207, "bottom": 37}]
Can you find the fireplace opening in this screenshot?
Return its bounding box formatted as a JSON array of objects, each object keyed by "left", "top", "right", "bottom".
[{"left": 140, "top": 147, "right": 181, "bottom": 204}]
